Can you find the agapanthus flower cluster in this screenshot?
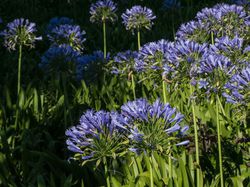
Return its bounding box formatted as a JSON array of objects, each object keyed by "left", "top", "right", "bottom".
[
  {"left": 194, "top": 53, "right": 235, "bottom": 95},
  {"left": 76, "top": 50, "right": 110, "bottom": 80},
  {"left": 121, "top": 5, "right": 156, "bottom": 32},
  {"left": 110, "top": 50, "right": 138, "bottom": 75},
  {"left": 47, "top": 24, "right": 86, "bottom": 52},
  {"left": 232, "top": 0, "right": 250, "bottom": 7},
  {"left": 66, "top": 98, "right": 189, "bottom": 162},
  {"left": 90, "top": 0, "right": 117, "bottom": 23},
  {"left": 163, "top": 40, "right": 208, "bottom": 81},
  {"left": 66, "top": 110, "right": 127, "bottom": 162},
  {"left": 210, "top": 36, "right": 246, "bottom": 62},
  {"left": 0, "top": 18, "right": 42, "bottom": 51},
  {"left": 46, "top": 17, "right": 74, "bottom": 33},
  {"left": 40, "top": 44, "right": 81, "bottom": 74},
  {"left": 176, "top": 4, "right": 250, "bottom": 43},
  {"left": 135, "top": 39, "right": 174, "bottom": 74},
  {"left": 223, "top": 65, "right": 250, "bottom": 105},
  {"left": 120, "top": 99, "right": 189, "bottom": 155}
]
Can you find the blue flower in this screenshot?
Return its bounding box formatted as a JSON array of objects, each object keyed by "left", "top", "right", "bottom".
[
  {"left": 90, "top": 0, "right": 117, "bottom": 23},
  {"left": 120, "top": 98, "right": 189, "bottom": 154},
  {"left": 135, "top": 39, "right": 174, "bottom": 73},
  {"left": 0, "top": 18, "right": 42, "bottom": 51},
  {"left": 66, "top": 110, "right": 127, "bottom": 163},
  {"left": 111, "top": 50, "right": 138, "bottom": 75},
  {"left": 46, "top": 17, "right": 74, "bottom": 33},
  {"left": 40, "top": 44, "right": 81, "bottom": 73},
  {"left": 121, "top": 5, "right": 156, "bottom": 32},
  {"left": 47, "top": 24, "right": 86, "bottom": 52},
  {"left": 194, "top": 53, "right": 236, "bottom": 95},
  {"left": 223, "top": 65, "right": 250, "bottom": 105}
]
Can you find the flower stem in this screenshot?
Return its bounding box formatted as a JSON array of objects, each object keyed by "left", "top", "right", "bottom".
[
  {"left": 103, "top": 21, "right": 107, "bottom": 59},
  {"left": 17, "top": 44, "right": 22, "bottom": 95},
  {"left": 150, "top": 154, "right": 154, "bottom": 187},
  {"left": 131, "top": 73, "right": 136, "bottom": 100},
  {"left": 137, "top": 29, "right": 141, "bottom": 51},
  {"left": 103, "top": 157, "right": 110, "bottom": 187},
  {"left": 216, "top": 94, "right": 224, "bottom": 187},
  {"left": 190, "top": 84, "right": 200, "bottom": 186}
]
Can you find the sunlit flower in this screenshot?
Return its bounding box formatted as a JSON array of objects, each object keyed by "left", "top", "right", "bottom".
[
  {"left": 90, "top": 0, "right": 117, "bottom": 23},
  {"left": 121, "top": 5, "right": 156, "bottom": 32},
  {"left": 0, "top": 18, "right": 41, "bottom": 50}
]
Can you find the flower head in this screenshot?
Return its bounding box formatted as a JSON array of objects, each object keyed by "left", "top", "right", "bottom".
[
  {"left": 110, "top": 50, "right": 138, "bottom": 75},
  {"left": 121, "top": 5, "right": 156, "bottom": 32},
  {"left": 120, "top": 98, "right": 189, "bottom": 155},
  {"left": 46, "top": 17, "right": 74, "bottom": 33},
  {"left": 66, "top": 110, "right": 127, "bottom": 163},
  {"left": 0, "top": 18, "right": 41, "bottom": 51},
  {"left": 40, "top": 44, "right": 81, "bottom": 74},
  {"left": 90, "top": 0, "right": 117, "bottom": 23},
  {"left": 47, "top": 24, "right": 86, "bottom": 52},
  {"left": 135, "top": 39, "right": 174, "bottom": 73},
  {"left": 223, "top": 65, "right": 250, "bottom": 105}
]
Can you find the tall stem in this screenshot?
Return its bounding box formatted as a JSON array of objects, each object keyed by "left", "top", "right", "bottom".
[
  {"left": 162, "top": 76, "right": 172, "bottom": 180},
  {"left": 216, "top": 95, "right": 224, "bottom": 187},
  {"left": 137, "top": 29, "right": 141, "bottom": 51},
  {"left": 131, "top": 74, "right": 136, "bottom": 100},
  {"left": 150, "top": 154, "right": 154, "bottom": 187},
  {"left": 103, "top": 157, "right": 110, "bottom": 187},
  {"left": 103, "top": 21, "right": 107, "bottom": 59},
  {"left": 17, "top": 45, "right": 22, "bottom": 95},
  {"left": 190, "top": 84, "right": 200, "bottom": 186}
]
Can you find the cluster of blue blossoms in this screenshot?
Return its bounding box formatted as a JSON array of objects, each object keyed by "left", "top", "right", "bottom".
[
  {"left": 110, "top": 3, "right": 250, "bottom": 106},
  {"left": 66, "top": 98, "right": 189, "bottom": 162}
]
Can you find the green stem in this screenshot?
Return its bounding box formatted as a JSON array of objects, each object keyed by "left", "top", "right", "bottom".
[
  {"left": 103, "top": 21, "right": 107, "bottom": 59},
  {"left": 131, "top": 74, "right": 136, "bottom": 100},
  {"left": 162, "top": 79, "right": 167, "bottom": 104},
  {"left": 17, "top": 45, "right": 22, "bottom": 95},
  {"left": 190, "top": 84, "right": 200, "bottom": 186},
  {"left": 137, "top": 29, "right": 141, "bottom": 51},
  {"left": 62, "top": 73, "right": 72, "bottom": 128},
  {"left": 15, "top": 44, "right": 23, "bottom": 130},
  {"left": 150, "top": 154, "right": 154, "bottom": 187},
  {"left": 211, "top": 32, "right": 214, "bottom": 45},
  {"left": 216, "top": 95, "right": 224, "bottom": 187},
  {"left": 103, "top": 157, "right": 110, "bottom": 187}
]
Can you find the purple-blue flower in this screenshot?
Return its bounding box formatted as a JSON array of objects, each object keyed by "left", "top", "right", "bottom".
[
  {"left": 65, "top": 110, "right": 127, "bottom": 162},
  {"left": 0, "top": 18, "right": 42, "bottom": 51},
  {"left": 90, "top": 0, "right": 117, "bottom": 23},
  {"left": 223, "top": 65, "right": 250, "bottom": 104},
  {"left": 47, "top": 24, "right": 86, "bottom": 52},
  {"left": 120, "top": 98, "right": 189, "bottom": 154},
  {"left": 121, "top": 5, "right": 156, "bottom": 32},
  {"left": 135, "top": 39, "right": 174, "bottom": 73},
  {"left": 40, "top": 44, "right": 81, "bottom": 73},
  {"left": 46, "top": 17, "right": 74, "bottom": 33},
  {"left": 111, "top": 50, "right": 138, "bottom": 75}
]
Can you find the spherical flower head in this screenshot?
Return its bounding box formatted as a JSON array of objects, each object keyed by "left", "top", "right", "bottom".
[
  {"left": 40, "top": 44, "right": 81, "bottom": 74},
  {"left": 0, "top": 18, "right": 42, "bottom": 51},
  {"left": 110, "top": 50, "right": 138, "bottom": 75},
  {"left": 46, "top": 17, "right": 74, "bottom": 33},
  {"left": 76, "top": 50, "right": 110, "bottom": 80},
  {"left": 135, "top": 39, "right": 174, "bottom": 76},
  {"left": 196, "top": 4, "right": 249, "bottom": 40},
  {"left": 65, "top": 110, "right": 127, "bottom": 163},
  {"left": 90, "top": 0, "right": 117, "bottom": 23},
  {"left": 120, "top": 98, "right": 189, "bottom": 155},
  {"left": 163, "top": 39, "right": 208, "bottom": 81},
  {"left": 223, "top": 65, "right": 250, "bottom": 105},
  {"left": 47, "top": 24, "right": 86, "bottom": 52},
  {"left": 194, "top": 53, "right": 236, "bottom": 97},
  {"left": 121, "top": 5, "right": 156, "bottom": 32}
]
